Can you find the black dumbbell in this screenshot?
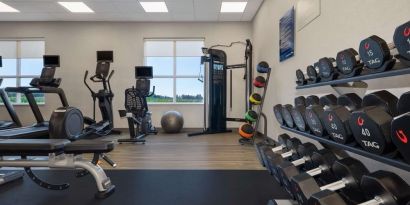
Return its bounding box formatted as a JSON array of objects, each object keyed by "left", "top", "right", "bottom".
[
  {"left": 349, "top": 90, "right": 398, "bottom": 154},
  {"left": 336, "top": 48, "right": 364, "bottom": 78},
  {"left": 322, "top": 93, "right": 363, "bottom": 144},
  {"left": 318, "top": 57, "right": 338, "bottom": 81},
  {"left": 308, "top": 170, "right": 410, "bottom": 205},
  {"left": 296, "top": 69, "right": 307, "bottom": 86},
  {"left": 265, "top": 134, "right": 299, "bottom": 174},
  {"left": 294, "top": 96, "right": 307, "bottom": 107},
  {"left": 258, "top": 134, "right": 292, "bottom": 168},
  {"left": 305, "top": 94, "right": 337, "bottom": 137},
  {"left": 359, "top": 35, "right": 397, "bottom": 72},
  {"left": 307, "top": 64, "right": 321, "bottom": 83},
  {"left": 292, "top": 157, "right": 369, "bottom": 205},
  {"left": 391, "top": 91, "right": 410, "bottom": 163},
  {"left": 276, "top": 144, "right": 325, "bottom": 197},
  {"left": 274, "top": 104, "right": 285, "bottom": 126},
  {"left": 268, "top": 139, "right": 308, "bottom": 185},
  {"left": 282, "top": 104, "right": 296, "bottom": 128},
  {"left": 393, "top": 21, "right": 410, "bottom": 66},
  {"left": 292, "top": 95, "right": 320, "bottom": 132},
  {"left": 290, "top": 96, "right": 306, "bottom": 131},
  {"left": 255, "top": 137, "right": 277, "bottom": 167},
  {"left": 281, "top": 149, "right": 338, "bottom": 199},
  {"left": 357, "top": 22, "right": 410, "bottom": 74}
]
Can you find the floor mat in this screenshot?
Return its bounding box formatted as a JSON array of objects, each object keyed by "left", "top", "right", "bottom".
[{"left": 0, "top": 170, "right": 290, "bottom": 205}]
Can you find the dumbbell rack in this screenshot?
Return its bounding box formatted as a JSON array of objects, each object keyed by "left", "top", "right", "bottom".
[
  {"left": 239, "top": 67, "right": 272, "bottom": 145},
  {"left": 282, "top": 62, "right": 410, "bottom": 171},
  {"left": 297, "top": 62, "right": 410, "bottom": 89}
]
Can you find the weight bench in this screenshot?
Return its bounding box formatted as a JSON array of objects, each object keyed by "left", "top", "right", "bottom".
[{"left": 0, "top": 139, "right": 115, "bottom": 199}]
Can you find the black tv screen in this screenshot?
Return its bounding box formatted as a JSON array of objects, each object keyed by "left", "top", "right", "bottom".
[
  {"left": 0, "top": 56, "right": 2, "bottom": 67},
  {"left": 135, "top": 66, "right": 153, "bottom": 79},
  {"left": 43, "top": 55, "right": 60, "bottom": 67},
  {"left": 97, "top": 51, "right": 113, "bottom": 62}
]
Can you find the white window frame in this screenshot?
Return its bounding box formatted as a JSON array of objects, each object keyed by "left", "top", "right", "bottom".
[
  {"left": 144, "top": 38, "right": 205, "bottom": 104},
  {"left": 0, "top": 39, "right": 45, "bottom": 105}
]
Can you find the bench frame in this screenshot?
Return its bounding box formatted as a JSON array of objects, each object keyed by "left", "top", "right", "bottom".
[{"left": 0, "top": 153, "right": 115, "bottom": 199}]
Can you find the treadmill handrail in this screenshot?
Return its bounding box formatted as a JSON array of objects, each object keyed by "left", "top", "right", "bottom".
[{"left": 5, "top": 86, "right": 69, "bottom": 107}]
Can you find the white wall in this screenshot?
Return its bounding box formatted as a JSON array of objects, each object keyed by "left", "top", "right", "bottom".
[
  {"left": 252, "top": 0, "right": 410, "bottom": 181},
  {"left": 0, "top": 21, "right": 252, "bottom": 128}
]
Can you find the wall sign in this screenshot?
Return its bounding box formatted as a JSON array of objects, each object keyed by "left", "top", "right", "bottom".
[{"left": 279, "top": 7, "right": 295, "bottom": 62}]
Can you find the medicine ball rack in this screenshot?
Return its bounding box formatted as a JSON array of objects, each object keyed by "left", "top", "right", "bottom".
[
  {"left": 239, "top": 63, "right": 271, "bottom": 145},
  {"left": 281, "top": 62, "right": 410, "bottom": 171}
]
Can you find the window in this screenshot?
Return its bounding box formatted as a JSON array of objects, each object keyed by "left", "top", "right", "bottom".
[
  {"left": 144, "top": 39, "right": 204, "bottom": 104},
  {"left": 0, "top": 40, "right": 45, "bottom": 104}
]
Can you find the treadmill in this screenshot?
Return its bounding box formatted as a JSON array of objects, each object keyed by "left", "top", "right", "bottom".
[
  {"left": 0, "top": 56, "right": 23, "bottom": 130},
  {"left": 0, "top": 55, "right": 69, "bottom": 139},
  {"left": 0, "top": 56, "right": 24, "bottom": 185}
]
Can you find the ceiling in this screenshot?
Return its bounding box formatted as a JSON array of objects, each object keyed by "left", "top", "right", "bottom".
[{"left": 0, "top": 0, "right": 264, "bottom": 22}]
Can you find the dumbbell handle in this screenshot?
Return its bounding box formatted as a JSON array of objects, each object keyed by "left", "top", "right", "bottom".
[
  {"left": 291, "top": 156, "right": 308, "bottom": 166},
  {"left": 387, "top": 42, "right": 399, "bottom": 56},
  {"left": 306, "top": 166, "right": 323, "bottom": 176},
  {"left": 272, "top": 145, "right": 285, "bottom": 152},
  {"left": 319, "top": 178, "right": 347, "bottom": 191},
  {"left": 358, "top": 197, "right": 383, "bottom": 205},
  {"left": 354, "top": 55, "right": 360, "bottom": 62},
  {"left": 281, "top": 150, "right": 294, "bottom": 158}
]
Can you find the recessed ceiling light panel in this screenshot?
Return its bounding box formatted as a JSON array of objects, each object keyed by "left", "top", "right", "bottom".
[
  {"left": 58, "top": 2, "right": 94, "bottom": 13},
  {"left": 221, "top": 2, "right": 247, "bottom": 13},
  {"left": 0, "top": 2, "right": 19, "bottom": 12},
  {"left": 140, "top": 2, "right": 168, "bottom": 13}
]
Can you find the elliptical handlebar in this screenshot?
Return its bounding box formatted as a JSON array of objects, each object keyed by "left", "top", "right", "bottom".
[
  {"left": 107, "top": 70, "right": 114, "bottom": 93},
  {"left": 84, "top": 70, "right": 96, "bottom": 95}
]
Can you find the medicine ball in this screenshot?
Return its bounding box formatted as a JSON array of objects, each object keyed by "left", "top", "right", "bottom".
[
  {"left": 249, "top": 93, "right": 262, "bottom": 105},
  {"left": 245, "top": 110, "right": 258, "bottom": 122},
  {"left": 239, "top": 123, "right": 254, "bottom": 139},
  {"left": 253, "top": 76, "right": 266, "bottom": 88},
  {"left": 257, "top": 61, "right": 270, "bottom": 73}
]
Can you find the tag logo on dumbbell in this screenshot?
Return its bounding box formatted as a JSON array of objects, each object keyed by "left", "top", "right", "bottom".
[
  {"left": 328, "top": 113, "right": 333, "bottom": 121},
  {"left": 357, "top": 116, "right": 364, "bottom": 126},
  {"left": 365, "top": 42, "right": 370, "bottom": 50},
  {"left": 404, "top": 27, "right": 410, "bottom": 37},
  {"left": 395, "top": 130, "right": 408, "bottom": 144}
]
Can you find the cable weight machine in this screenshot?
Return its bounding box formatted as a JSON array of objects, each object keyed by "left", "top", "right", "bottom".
[{"left": 188, "top": 39, "right": 253, "bottom": 137}]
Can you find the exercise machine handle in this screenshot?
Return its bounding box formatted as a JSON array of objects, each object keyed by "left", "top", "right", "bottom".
[
  {"left": 148, "top": 86, "right": 155, "bottom": 97},
  {"left": 84, "top": 70, "right": 95, "bottom": 95},
  {"left": 107, "top": 70, "right": 114, "bottom": 93}
]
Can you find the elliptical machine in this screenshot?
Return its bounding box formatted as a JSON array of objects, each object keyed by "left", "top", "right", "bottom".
[
  {"left": 83, "top": 51, "right": 120, "bottom": 136},
  {"left": 118, "top": 66, "right": 157, "bottom": 144}
]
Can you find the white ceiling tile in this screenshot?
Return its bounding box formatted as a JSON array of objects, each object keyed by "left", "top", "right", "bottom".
[
  {"left": 0, "top": 0, "right": 264, "bottom": 22},
  {"left": 195, "top": 12, "right": 219, "bottom": 21}
]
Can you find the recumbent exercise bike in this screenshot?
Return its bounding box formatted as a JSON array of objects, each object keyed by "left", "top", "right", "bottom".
[{"left": 118, "top": 66, "right": 157, "bottom": 144}]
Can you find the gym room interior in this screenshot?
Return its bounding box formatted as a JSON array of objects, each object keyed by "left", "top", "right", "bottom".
[{"left": 0, "top": 0, "right": 409, "bottom": 204}]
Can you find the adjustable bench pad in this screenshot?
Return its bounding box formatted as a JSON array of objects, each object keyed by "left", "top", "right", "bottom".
[
  {"left": 64, "top": 140, "right": 114, "bottom": 153},
  {"left": 0, "top": 139, "right": 70, "bottom": 155}
]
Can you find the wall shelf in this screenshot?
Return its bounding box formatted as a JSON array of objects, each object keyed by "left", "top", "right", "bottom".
[
  {"left": 280, "top": 125, "right": 410, "bottom": 171},
  {"left": 296, "top": 64, "right": 410, "bottom": 89}
]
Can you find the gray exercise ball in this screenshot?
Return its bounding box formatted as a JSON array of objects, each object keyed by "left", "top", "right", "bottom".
[{"left": 161, "top": 111, "right": 184, "bottom": 133}]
